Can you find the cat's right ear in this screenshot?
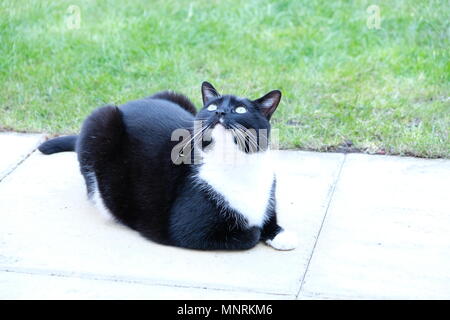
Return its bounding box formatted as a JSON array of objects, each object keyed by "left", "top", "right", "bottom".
[{"left": 201, "top": 81, "right": 220, "bottom": 105}]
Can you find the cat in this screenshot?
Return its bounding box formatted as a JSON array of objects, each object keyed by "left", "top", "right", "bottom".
[{"left": 38, "top": 82, "right": 298, "bottom": 251}]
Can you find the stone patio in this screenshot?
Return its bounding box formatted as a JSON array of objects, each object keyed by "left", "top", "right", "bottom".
[{"left": 0, "top": 133, "right": 449, "bottom": 299}]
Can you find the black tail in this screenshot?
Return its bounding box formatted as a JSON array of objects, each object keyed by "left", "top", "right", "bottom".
[{"left": 38, "top": 135, "right": 78, "bottom": 155}]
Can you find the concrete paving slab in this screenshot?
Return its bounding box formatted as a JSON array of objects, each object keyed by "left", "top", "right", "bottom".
[
  {"left": 299, "top": 154, "right": 450, "bottom": 299},
  {"left": 0, "top": 150, "right": 344, "bottom": 298},
  {"left": 0, "top": 271, "right": 289, "bottom": 300},
  {"left": 0, "top": 132, "right": 44, "bottom": 180}
]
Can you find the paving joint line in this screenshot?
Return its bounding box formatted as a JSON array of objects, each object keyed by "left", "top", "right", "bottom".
[
  {"left": 295, "top": 153, "right": 347, "bottom": 299},
  {"left": 0, "top": 136, "right": 45, "bottom": 183}
]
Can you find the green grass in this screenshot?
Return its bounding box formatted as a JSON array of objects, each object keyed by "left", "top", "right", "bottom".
[{"left": 1, "top": 0, "right": 449, "bottom": 157}]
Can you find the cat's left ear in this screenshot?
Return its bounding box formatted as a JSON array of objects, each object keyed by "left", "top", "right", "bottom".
[
  {"left": 201, "top": 81, "right": 220, "bottom": 105},
  {"left": 253, "top": 90, "right": 282, "bottom": 120}
]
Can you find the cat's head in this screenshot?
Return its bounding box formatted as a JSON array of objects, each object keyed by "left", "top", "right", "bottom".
[{"left": 195, "top": 82, "right": 281, "bottom": 153}]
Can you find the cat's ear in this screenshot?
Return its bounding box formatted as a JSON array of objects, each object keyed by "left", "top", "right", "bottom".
[
  {"left": 201, "top": 81, "right": 220, "bottom": 105},
  {"left": 253, "top": 90, "right": 282, "bottom": 120}
]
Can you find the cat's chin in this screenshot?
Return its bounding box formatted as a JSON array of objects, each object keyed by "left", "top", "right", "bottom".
[{"left": 202, "top": 124, "right": 234, "bottom": 153}]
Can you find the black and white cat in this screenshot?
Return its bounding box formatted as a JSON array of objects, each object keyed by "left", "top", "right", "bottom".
[{"left": 38, "top": 82, "right": 298, "bottom": 251}]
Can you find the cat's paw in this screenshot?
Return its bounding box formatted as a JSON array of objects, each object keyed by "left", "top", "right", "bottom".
[{"left": 265, "top": 230, "right": 298, "bottom": 251}]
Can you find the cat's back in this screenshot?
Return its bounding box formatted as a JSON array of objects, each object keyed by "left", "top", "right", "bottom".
[
  {"left": 119, "top": 97, "right": 194, "bottom": 140},
  {"left": 77, "top": 96, "right": 195, "bottom": 162},
  {"left": 113, "top": 97, "right": 195, "bottom": 159}
]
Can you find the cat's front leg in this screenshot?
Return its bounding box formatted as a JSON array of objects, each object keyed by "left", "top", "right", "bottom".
[{"left": 261, "top": 212, "right": 298, "bottom": 251}]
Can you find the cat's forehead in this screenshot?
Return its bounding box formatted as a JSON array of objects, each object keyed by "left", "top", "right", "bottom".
[{"left": 210, "top": 95, "right": 251, "bottom": 107}]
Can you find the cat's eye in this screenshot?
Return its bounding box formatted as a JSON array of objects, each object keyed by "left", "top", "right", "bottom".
[
  {"left": 207, "top": 104, "right": 217, "bottom": 111},
  {"left": 235, "top": 106, "right": 247, "bottom": 114}
]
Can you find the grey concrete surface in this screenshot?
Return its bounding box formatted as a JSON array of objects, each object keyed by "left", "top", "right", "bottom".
[
  {"left": 0, "top": 133, "right": 449, "bottom": 299},
  {"left": 298, "top": 154, "right": 450, "bottom": 299},
  {"left": 0, "top": 137, "right": 343, "bottom": 299},
  {"left": 0, "top": 132, "right": 44, "bottom": 180},
  {"left": 0, "top": 271, "right": 289, "bottom": 300}
]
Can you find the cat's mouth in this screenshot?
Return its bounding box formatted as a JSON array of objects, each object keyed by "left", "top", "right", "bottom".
[{"left": 207, "top": 117, "right": 228, "bottom": 129}]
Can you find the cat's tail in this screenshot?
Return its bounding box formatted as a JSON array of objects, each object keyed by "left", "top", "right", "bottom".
[{"left": 38, "top": 135, "right": 78, "bottom": 154}]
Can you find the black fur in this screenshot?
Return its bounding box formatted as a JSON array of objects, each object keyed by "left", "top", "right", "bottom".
[
  {"left": 150, "top": 91, "right": 197, "bottom": 115},
  {"left": 39, "top": 84, "right": 284, "bottom": 250},
  {"left": 38, "top": 135, "right": 77, "bottom": 154}
]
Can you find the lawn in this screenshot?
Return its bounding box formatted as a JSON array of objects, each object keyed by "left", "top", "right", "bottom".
[{"left": 0, "top": 0, "right": 449, "bottom": 157}]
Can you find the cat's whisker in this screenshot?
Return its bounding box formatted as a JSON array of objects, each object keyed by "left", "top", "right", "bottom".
[
  {"left": 233, "top": 122, "right": 268, "bottom": 148},
  {"left": 184, "top": 124, "right": 210, "bottom": 149},
  {"left": 229, "top": 123, "right": 258, "bottom": 145},
  {"left": 230, "top": 124, "right": 260, "bottom": 152},
  {"left": 175, "top": 123, "right": 212, "bottom": 162},
  {"left": 230, "top": 125, "right": 259, "bottom": 153},
  {"left": 230, "top": 128, "right": 249, "bottom": 151},
  {"left": 230, "top": 125, "right": 254, "bottom": 151}
]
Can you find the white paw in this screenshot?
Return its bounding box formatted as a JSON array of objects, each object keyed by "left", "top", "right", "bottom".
[{"left": 265, "top": 230, "right": 298, "bottom": 251}]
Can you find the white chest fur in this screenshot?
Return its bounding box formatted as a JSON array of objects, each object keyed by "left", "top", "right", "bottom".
[{"left": 197, "top": 125, "right": 275, "bottom": 227}]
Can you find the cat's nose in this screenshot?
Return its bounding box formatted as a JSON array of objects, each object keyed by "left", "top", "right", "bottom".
[{"left": 215, "top": 109, "right": 226, "bottom": 116}]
